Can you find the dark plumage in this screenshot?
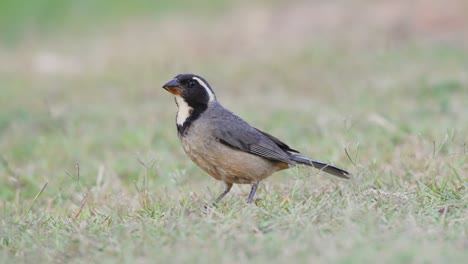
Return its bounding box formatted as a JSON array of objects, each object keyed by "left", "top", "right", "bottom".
[{"left": 162, "top": 73, "right": 351, "bottom": 204}]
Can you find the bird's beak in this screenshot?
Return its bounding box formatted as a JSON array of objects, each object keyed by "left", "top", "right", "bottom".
[{"left": 162, "top": 78, "right": 182, "bottom": 96}]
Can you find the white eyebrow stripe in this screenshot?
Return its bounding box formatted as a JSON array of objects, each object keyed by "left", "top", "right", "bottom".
[{"left": 192, "top": 77, "right": 215, "bottom": 102}]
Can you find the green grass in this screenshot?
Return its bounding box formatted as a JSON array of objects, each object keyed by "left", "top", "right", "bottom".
[{"left": 1, "top": 1, "right": 467, "bottom": 263}]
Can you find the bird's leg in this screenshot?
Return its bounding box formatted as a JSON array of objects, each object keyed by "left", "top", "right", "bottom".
[
  {"left": 212, "top": 182, "right": 233, "bottom": 206},
  {"left": 247, "top": 182, "right": 259, "bottom": 204}
]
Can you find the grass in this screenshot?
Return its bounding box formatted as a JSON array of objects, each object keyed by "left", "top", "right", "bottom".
[{"left": 0, "top": 1, "right": 467, "bottom": 263}]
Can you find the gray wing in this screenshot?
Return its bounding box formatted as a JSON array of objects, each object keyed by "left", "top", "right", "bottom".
[
  {"left": 210, "top": 111, "right": 294, "bottom": 164},
  {"left": 254, "top": 128, "right": 300, "bottom": 153}
]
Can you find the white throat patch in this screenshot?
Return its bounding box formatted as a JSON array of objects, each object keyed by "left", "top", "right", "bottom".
[
  {"left": 192, "top": 77, "right": 215, "bottom": 102},
  {"left": 175, "top": 96, "right": 193, "bottom": 126}
]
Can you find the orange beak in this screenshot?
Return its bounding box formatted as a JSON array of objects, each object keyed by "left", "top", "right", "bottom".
[{"left": 162, "top": 78, "right": 182, "bottom": 96}]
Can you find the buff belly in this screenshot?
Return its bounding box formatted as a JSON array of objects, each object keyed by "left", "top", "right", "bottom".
[{"left": 180, "top": 134, "right": 288, "bottom": 184}]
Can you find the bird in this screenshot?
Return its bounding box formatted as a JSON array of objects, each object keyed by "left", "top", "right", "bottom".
[{"left": 162, "top": 73, "right": 351, "bottom": 204}]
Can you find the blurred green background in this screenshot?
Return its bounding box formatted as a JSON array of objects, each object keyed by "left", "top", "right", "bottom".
[
  {"left": 0, "top": 0, "right": 233, "bottom": 43},
  {"left": 0, "top": 0, "right": 467, "bottom": 263}
]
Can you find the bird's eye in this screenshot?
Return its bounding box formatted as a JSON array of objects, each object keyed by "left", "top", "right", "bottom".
[{"left": 187, "top": 80, "right": 196, "bottom": 88}]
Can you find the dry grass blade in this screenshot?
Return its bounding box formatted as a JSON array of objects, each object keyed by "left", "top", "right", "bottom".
[
  {"left": 73, "top": 190, "right": 90, "bottom": 222},
  {"left": 25, "top": 181, "right": 49, "bottom": 216}
]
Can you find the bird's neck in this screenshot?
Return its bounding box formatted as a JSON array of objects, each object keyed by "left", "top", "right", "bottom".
[{"left": 175, "top": 96, "right": 208, "bottom": 136}]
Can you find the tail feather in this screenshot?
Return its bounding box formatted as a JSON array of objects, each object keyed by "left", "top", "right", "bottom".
[{"left": 289, "top": 153, "right": 351, "bottom": 179}]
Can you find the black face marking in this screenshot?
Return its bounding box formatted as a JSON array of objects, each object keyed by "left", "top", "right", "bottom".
[
  {"left": 187, "top": 80, "right": 196, "bottom": 88},
  {"left": 174, "top": 74, "right": 216, "bottom": 104},
  {"left": 172, "top": 74, "right": 216, "bottom": 137}
]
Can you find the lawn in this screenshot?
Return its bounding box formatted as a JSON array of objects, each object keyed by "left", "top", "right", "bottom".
[{"left": 0, "top": 1, "right": 467, "bottom": 263}]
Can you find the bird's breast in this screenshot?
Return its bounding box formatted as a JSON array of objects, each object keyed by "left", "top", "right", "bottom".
[{"left": 179, "top": 121, "right": 287, "bottom": 184}]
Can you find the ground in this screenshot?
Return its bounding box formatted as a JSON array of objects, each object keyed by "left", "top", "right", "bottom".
[{"left": 0, "top": 0, "right": 467, "bottom": 263}]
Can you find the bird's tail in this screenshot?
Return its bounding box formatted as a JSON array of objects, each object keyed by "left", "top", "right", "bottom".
[{"left": 289, "top": 153, "right": 351, "bottom": 179}]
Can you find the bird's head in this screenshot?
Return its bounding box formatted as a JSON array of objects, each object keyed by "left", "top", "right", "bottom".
[
  {"left": 162, "top": 73, "right": 216, "bottom": 107},
  {"left": 162, "top": 74, "right": 217, "bottom": 130}
]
